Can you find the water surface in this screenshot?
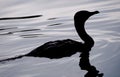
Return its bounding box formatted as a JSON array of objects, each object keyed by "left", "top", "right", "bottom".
[{"left": 0, "top": 0, "right": 120, "bottom": 77}]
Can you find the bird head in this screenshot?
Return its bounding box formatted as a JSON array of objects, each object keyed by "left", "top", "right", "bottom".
[{"left": 74, "top": 10, "right": 99, "bottom": 22}]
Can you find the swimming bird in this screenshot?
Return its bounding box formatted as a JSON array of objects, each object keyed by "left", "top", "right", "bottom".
[
  {"left": 0, "top": 10, "right": 104, "bottom": 77},
  {"left": 0, "top": 10, "right": 99, "bottom": 62}
]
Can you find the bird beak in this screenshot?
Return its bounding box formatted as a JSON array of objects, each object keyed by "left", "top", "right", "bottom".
[{"left": 91, "top": 11, "right": 99, "bottom": 16}]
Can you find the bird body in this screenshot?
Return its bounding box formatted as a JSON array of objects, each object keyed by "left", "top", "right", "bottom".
[{"left": 25, "top": 39, "right": 83, "bottom": 59}]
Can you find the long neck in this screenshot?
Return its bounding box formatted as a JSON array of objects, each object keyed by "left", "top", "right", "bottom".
[{"left": 74, "top": 20, "right": 94, "bottom": 48}]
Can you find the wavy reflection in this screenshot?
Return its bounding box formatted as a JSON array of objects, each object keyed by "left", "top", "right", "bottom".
[{"left": 0, "top": 15, "right": 42, "bottom": 20}]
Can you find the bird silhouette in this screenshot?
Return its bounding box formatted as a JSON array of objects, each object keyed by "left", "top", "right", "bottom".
[
  {"left": 0, "top": 10, "right": 98, "bottom": 60},
  {"left": 0, "top": 10, "right": 103, "bottom": 77},
  {"left": 25, "top": 10, "right": 98, "bottom": 58}
]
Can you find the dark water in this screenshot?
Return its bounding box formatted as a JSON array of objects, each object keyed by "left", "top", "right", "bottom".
[{"left": 0, "top": 0, "right": 120, "bottom": 77}]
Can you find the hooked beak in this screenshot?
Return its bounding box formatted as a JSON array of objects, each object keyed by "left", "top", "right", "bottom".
[{"left": 90, "top": 11, "right": 100, "bottom": 16}]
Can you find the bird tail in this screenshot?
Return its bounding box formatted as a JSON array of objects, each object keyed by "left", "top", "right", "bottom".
[{"left": 0, "top": 55, "right": 25, "bottom": 63}]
